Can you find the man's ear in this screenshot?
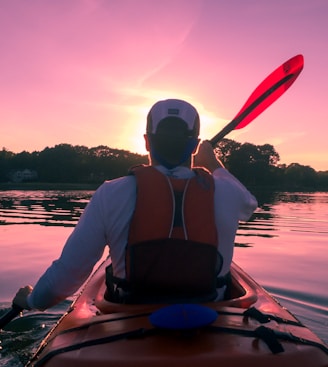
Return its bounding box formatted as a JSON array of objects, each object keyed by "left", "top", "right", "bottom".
[
  {"left": 144, "top": 134, "right": 151, "bottom": 152},
  {"left": 192, "top": 139, "right": 201, "bottom": 154}
]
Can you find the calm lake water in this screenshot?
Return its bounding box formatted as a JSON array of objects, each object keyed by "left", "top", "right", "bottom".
[{"left": 0, "top": 189, "right": 327, "bottom": 366}]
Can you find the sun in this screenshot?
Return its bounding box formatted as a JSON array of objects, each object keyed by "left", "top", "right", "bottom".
[
  {"left": 115, "top": 95, "right": 228, "bottom": 155},
  {"left": 197, "top": 107, "right": 229, "bottom": 143},
  {"left": 115, "top": 105, "right": 149, "bottom": 155}
]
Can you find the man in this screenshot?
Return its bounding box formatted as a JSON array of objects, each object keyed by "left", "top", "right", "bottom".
[{"left": 13, "top": 99, "right": 257, "bottom": 310}]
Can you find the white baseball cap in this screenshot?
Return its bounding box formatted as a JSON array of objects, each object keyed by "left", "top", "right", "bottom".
[{"left": 146, "top": 99, "right": 200, "bottom": 137}]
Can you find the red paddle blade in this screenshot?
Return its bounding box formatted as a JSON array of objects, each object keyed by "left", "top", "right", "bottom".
[
  {"left": 210, "top": 54, "right": 304, "bottom": 146},
  {"left": 234, "top": 54, "right": 304, "bottom": 130}
]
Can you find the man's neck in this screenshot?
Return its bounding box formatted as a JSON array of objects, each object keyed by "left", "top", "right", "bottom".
[{"left": 149, "top": 155, "right": 191, "bottom": 169}]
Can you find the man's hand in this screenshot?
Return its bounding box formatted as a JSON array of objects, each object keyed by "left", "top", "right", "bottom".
[
  {"left": 13, "top": 285, "right": 33, "bottom": 310},
  {"left": 193, "top": 140, "right": 224, "bottom": 172}
]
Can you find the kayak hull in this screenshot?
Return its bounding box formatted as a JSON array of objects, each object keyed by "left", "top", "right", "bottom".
[{"left": 27, "top": 260, "right": 328, "bottom": 367}]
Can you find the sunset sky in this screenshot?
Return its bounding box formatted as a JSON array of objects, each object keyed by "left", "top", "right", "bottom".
[{"left": 1, "top": 0, "right": 327, "bottom": 171}]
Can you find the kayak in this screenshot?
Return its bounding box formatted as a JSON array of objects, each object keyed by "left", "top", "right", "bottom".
[{"left": 27, "top": 259, "right": 328, "bottom": 367}]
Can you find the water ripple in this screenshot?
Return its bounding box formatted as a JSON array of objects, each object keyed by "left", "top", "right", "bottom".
[{"left": 0, "top": 190, "right": 93, "bottom": 226}]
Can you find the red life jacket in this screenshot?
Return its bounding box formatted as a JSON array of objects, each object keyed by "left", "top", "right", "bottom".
[
  {"left": 118, "top": 165, "right": 220, "bottom": 303},
  {"left": 105, "top": 166, "right": 222, "bottom": 303}
]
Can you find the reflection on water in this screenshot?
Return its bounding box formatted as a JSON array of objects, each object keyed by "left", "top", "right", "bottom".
[
  {"left": 0, "top": 190, "right": 93, "bottom": 226},
  {"left": 235, "top": 190, "right": 328, "bottom": 348},
  {"left": 0, "top": 189, "right": 327, "bottom": 366},
  {"left": 240, "top": 190, "right": 328, "bottom": 239}
]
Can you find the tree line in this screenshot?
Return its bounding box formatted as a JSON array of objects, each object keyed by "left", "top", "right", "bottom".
[
  {"left": 215, "top": 139, "right": 327, "bottom": 190},
  {"left": 0, "top": 144, "right": 147, "bottom": 184},
  {"left": 0, "top": 140, "right": 327, "bottom": 190}
]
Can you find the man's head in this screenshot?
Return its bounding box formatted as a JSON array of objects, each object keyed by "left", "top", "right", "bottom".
[{"left": 145, "top": 99, "right": 200, "bottom": 168}]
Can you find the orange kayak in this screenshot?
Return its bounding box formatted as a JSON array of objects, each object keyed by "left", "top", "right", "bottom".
[{"left": 27, "top": 260, "right": 328, "bottom": 367}]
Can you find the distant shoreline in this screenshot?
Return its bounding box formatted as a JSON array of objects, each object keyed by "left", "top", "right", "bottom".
[
  {"left": 0, "top": 182, "right": 327, "bottom": 193},
  {"left": 0, "top": 182, "right": 101, "bottom": 191}
]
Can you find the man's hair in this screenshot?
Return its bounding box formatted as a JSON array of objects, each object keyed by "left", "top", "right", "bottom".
[{"left": 148, "top": 117, "right": 199, "bottom": 168}]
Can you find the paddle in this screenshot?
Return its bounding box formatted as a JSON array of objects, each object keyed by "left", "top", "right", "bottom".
[
  {"left": 210, "top": 54, "right": 304, "bottom": 146},
  {"left": 0, "top": 303, "right": 23, "bottom": 330}
]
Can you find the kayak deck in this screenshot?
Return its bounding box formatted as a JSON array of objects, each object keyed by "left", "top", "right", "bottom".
[{"left": 27, "top": 260, "right": 328, "bottom": 367}]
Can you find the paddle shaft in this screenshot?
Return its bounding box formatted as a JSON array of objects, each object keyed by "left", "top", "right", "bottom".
[
  {"left": 209, "top": 73, "right": 295, "bottom": 146},
  {"left": 0, "top": 304, "right": 23, "bottom": 329},
  {"left": 209, "top": 54, "right": 304, "bottom": 146}
]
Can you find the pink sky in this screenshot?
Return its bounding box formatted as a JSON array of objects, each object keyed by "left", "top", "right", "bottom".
[{"left": 1, "top": 0, "right": 327, "bottom": 171}]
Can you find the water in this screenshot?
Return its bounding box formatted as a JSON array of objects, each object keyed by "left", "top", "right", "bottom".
[{"left": 0, "top": 189, "right": 327, "bottom": 366}]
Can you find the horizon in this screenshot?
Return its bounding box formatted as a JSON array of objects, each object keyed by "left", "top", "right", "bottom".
[{"left": 3, "top": 139, "right": 326, "bottom": 173}]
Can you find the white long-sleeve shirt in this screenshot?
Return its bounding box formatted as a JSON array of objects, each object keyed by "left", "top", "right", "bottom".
[{"left": 27, "top": 166, "right": 257, "bottom": 310}]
